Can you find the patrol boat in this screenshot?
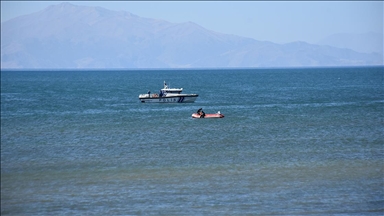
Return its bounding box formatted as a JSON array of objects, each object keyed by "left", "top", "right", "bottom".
[{"left": 139, "top": 81, "right": 198, "bottom": 103}]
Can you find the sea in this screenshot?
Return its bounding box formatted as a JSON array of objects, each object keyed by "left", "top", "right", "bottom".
[{"left": 1, "top": 67, "right": 383, "bottom": 215}]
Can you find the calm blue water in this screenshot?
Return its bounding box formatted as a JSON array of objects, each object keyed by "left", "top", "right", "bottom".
[{"left": 1, "top": 67, "right": 383, "bottom": 215}]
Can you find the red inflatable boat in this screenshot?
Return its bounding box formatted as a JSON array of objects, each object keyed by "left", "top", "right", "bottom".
[{"left": 191, "top": 112, "right": 224, "bottom": 118}]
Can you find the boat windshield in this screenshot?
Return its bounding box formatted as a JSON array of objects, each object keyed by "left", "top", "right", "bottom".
[{"left": 166, "top": 90, "right": 182, "bottom": 93}]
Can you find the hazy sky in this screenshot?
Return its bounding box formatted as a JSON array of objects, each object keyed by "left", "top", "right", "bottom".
[{"left": 1, "top": 1, "right": 383, "bottom": 44}]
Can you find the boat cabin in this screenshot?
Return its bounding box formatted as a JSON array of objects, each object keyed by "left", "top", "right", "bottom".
[{"left": 159, "top": 88, "right": 182, "bottom": 97}]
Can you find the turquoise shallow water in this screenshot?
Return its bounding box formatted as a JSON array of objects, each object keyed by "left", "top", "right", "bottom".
[{"left": 1, "top": 67, "right": 383, "bottom": 215}]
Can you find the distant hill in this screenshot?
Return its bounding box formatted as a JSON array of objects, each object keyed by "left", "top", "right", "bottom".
[
  {"left": 317, "top": 32, "right": 383, "bottom": 55},
  {"left": 1, "top": 2, "right": 382, "bottom": 69}
]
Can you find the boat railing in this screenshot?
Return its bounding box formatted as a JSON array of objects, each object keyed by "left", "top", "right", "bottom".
[{"left": 139, "top": 93, "right": 159, "bottom": 98}]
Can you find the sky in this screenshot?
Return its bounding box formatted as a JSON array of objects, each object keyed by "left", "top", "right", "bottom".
[{"left": 1, "top": 1, "right": 383, "bottom": 44}]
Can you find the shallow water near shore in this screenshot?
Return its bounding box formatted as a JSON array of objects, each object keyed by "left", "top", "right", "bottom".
[{"left": 1, "top": 67, "right": 383, "bottom": 215}]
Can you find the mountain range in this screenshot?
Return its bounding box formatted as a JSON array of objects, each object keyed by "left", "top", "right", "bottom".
[
  {"left": 317, "top": 32, "right": 383, "bottom": 55},
  {"left": 1, "top": 2, "right": 383, "bottom": 69}
]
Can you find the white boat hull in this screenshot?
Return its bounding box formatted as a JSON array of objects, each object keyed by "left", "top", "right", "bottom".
[{"left": 140, "top": 95, "right": 198, "bottom": 103}]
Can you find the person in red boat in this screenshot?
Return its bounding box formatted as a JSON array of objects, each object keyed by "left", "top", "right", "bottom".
[{"left": 197, "top": 108, "right": 205, "bottom": 118}]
